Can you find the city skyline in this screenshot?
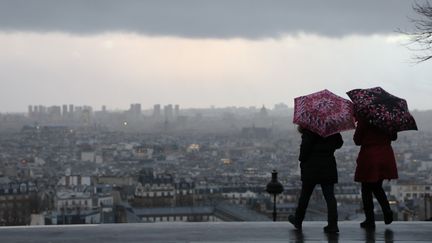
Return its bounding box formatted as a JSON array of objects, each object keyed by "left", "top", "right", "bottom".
[
  {"left": 0, "top": 1, "right": 431, "bottom": 112},
  {"left": 23, "top": 102, "right": 281, "bottom": 113}
]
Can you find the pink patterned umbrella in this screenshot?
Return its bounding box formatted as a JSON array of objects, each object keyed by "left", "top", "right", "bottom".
[{"left": 293, "top": 89, "right": 356, "bottom": 137}]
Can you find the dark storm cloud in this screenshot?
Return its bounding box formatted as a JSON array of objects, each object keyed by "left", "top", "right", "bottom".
[{"left": 0, "top": 0, "right": 417, "bottom": 38}]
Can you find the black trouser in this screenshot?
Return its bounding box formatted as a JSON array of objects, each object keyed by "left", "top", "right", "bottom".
[
  {"left": 361, "top": 180, "right": 391, "bottom": 220},
  {"left": 295, "top": 182, "right": 338, "bottom": 225}
]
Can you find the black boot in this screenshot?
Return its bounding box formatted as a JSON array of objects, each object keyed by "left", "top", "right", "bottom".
[
  {"left": 324, "top": 207, "right": 339, "bottom": 233},
  {"left": 384, "top": 209, "right": 393, "bottom": 225},
  {"left": 288, "top": 215, "right": 302, "bottom": 230},
  {"left": 323, "top": 223, "right": 339, "bottom": 234},
  {"left": 360, "top": 220, "right": 376, "bottom": 229},
  {"left": 360, "top": 209, "right": 376, "bottom": 229}
]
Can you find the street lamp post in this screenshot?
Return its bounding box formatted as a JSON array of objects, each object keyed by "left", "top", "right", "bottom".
[{"left": 266, "top": 170, "right": 284, "bottom": 221}]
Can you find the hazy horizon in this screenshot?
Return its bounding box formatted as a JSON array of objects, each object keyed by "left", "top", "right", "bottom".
[{"left": 1, "top": 0, "right": 431, "bottom": 112}]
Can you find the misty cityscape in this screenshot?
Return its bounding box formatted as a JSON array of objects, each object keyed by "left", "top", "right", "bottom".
[
  {"left": 0, "top": 103, "right": 431, "bottom": 225},
  {"left": 1, "top": 1, "right": 432, "bottom": 242}
]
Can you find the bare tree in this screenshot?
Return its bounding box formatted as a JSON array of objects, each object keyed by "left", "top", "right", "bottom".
[{"left": 404, "top": 1, "right": 432, "bottom": 62}]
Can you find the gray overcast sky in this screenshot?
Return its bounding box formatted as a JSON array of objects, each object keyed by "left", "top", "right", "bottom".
[
  {"left": 0, "top": 0, "right": 417, "bottom": 38},
  {"left": 0, "top": 0, "right": 431, "bottom": 112}
]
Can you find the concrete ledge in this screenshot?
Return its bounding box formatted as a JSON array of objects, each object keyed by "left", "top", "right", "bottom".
[{"left": 0, "top": 221, "right": 431, "bottom": 242}]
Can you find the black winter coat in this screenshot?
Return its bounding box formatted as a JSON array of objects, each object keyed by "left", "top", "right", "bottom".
[{"left": 298, "top": 130, "right": 343, "bottom": 184}]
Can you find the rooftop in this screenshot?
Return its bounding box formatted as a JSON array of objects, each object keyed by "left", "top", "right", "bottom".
[{"left": 1, "top": 221, "right": 431, "bottom": 242}]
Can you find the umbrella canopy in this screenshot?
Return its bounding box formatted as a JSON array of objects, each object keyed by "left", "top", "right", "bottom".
[
  {"left": 346, "top": 87, "right": 418, "bottom": 133},
  {"left": 293, "top": 89, "right": 356, "bottom": 137}
]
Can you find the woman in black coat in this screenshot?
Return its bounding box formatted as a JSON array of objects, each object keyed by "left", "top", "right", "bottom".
[{"left": 289, "top": 126, "right": 343, "bottom": 233}]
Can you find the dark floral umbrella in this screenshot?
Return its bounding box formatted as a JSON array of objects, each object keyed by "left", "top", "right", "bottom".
[
  {"left": 293, "top": 89, "right": 356, "bottom": 137},
  {"left": 346, "top": 87, "right": 418, "bottom": 133}
]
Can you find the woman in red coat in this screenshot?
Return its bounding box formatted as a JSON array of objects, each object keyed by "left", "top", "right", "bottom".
[{"left": 354, "top": 118, "right": 397, "bottom": 229}]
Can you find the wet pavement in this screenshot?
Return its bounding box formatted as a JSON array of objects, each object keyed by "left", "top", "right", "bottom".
[{"left": 0, "top": 221, "right": 431, "bottom": 242}]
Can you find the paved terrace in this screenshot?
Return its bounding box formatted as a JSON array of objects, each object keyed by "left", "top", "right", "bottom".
[{"left": 0, "top": 221, "right": 431, "bottom": 242}]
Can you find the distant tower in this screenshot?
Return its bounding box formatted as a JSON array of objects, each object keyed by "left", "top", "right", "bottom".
[
  {"left": 102, "top": 105, "right": 106, "bottom": 112},
  {"left": 69, "top": 104, "right": 74, "bottom": 114},
  {"left": 48, "top": 106, "right": 62, "bottom": 120},
  {"left": 164, "top": 104, "right": 173, "bottom": 121},
  {"left": 174, "top": 104, "right": 180, "bottom": 118},
  {"left": 129, "top": 103, "right": 141, "bottom": 116},
  {"left": 28, "top": 105, "right": 33, "bottom": 117},
  {"left": 135, "top": 103, "right": 142, "bottom": 115},
  {"left": 260, "top": 105, "right": 268, "bottom": 117},
  {"left": 38, "top": 105, "right": 45, "bottom": 114},
  {"left": 62, "top": 104, "right": 68, "bottom": 117},
  {"left": 81, "top": 106, "right": 92, "bottom": 124},
  {"left": 153, "top": 104, "right": 161, "bottom": 119}
]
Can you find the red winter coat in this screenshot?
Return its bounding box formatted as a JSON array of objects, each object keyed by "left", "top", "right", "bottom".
[{"left": 353, "top": 119, "right": 398, "bottom": 182}]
